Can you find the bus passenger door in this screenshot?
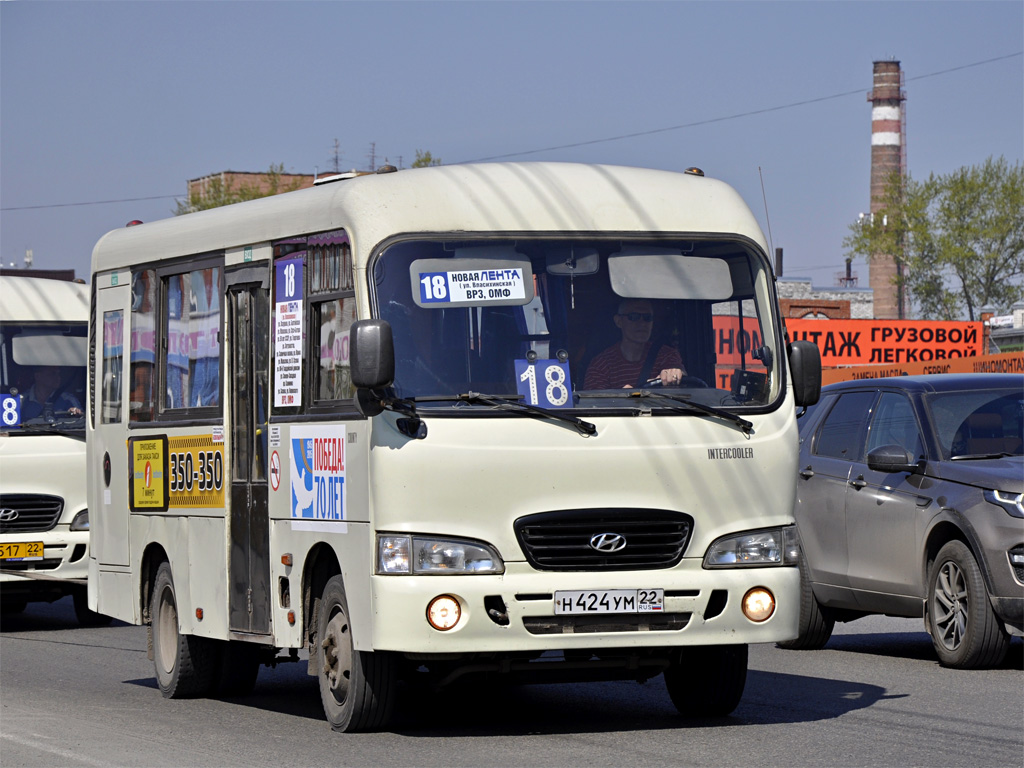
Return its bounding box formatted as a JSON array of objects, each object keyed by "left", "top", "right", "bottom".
[
  {"left": 227, "top": 283, "right": 271, "bottom": 635},
  {"left": 91, "top": 280, "right": 131, "bottom": 568}
]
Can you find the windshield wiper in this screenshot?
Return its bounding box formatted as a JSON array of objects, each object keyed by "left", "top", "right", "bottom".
[
  {"left": 452, "top": 392, "right": 597, "bottom": 437},
  {"left": 627, "top": 389, "right": 753, "bottom": 435}
]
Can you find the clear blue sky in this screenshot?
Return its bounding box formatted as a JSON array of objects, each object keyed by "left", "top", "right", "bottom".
[{"left": 2, "top": 1, "right": 1021, "bottom": 287}]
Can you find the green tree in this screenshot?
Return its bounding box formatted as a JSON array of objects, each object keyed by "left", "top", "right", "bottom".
[
  {"left": 411, "top": 149, "right": 441, "bottom": 168},
  {"left": 844, "top": 156, "right": 1024, "bottom": 320},
  {"left": 175, "top": 163, "right": 304, "bottom": 215}
]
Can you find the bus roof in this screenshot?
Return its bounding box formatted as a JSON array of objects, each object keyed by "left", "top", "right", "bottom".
[
  {"left": 91, "top": 162, "right": 768, "bottom": 274},
  {"left": 0, "top": 275, "right": 89, "bottom": 324}
]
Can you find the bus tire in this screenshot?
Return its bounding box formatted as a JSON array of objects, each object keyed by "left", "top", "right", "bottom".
[
  {"left": 316, "top": 575, "right": 396, "bottom": 732},
  {"left": 151, "top": 561, "right": 216, "bottom": 698},
  {"left": 72, "top": 586, "right": 113, "bottom": 627},
  {"left": 664, "top": 644, "right": 747, "bottom": 717}
]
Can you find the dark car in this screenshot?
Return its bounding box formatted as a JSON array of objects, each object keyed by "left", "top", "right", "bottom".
[{"left": 782, "top": 373, "right": 1023, "bottom": 668}]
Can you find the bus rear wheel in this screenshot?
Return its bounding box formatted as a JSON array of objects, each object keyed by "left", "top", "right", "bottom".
[
  {"left": 151, "top": 561, "right": 216, "bottom": 698},
  {"left": 664, "top": 644, "right": 748, "bottom": 717},
  {"left": 316, "top": 575, "right": 396, "bottom": 732}
]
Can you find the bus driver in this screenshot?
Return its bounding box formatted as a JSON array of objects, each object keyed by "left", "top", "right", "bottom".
[{"left": 583, "top": 299, "right": 685, "bottom": 389}]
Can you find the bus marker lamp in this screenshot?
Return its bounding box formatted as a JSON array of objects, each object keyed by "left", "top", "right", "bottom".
[
  {"left": 742, "top": 588, "right": 775, "bottom": 622},
  {"left": 281, "top": 553, "right": 293, "bottom": 567},
  {"left": 195, "top": 608, "right": 203, "bottom": 621},
  {"left": 287, "top": 611, "right": 296, "bottom": 625},
  {"left": 427, "top": 595, "right": 461, "bottom": 631}
]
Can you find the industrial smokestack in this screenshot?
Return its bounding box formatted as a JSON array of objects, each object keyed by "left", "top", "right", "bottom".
[
  {"left": 868, "top": 60, "right": 906, "bottom": 319},
  {"left": 775, "top": 247, "right": 783, "bottom": 277}
]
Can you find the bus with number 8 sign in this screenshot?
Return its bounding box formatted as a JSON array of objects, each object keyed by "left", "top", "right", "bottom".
[
  {"left": 1, "top": 274, "right": 110, "bottom": 625},
  {"left": 87, "top": 162, "right": 820, "bottom": 731}
]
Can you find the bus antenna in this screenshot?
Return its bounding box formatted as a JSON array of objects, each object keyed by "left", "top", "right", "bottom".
[{"left": 758, "top": 166, "right": 775, "bottom": 257}]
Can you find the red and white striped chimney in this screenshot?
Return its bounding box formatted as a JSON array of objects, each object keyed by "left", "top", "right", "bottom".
[{"left": 868, "top": 60, "right": 906, "bottom": 319}]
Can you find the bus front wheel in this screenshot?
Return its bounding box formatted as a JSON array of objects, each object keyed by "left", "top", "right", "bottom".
[
  {"left": 316, "top": 575, "right": 396, "bottom": 732},
  {"left": 664, "top": 644, "right": 748, "bottom": 717},
  {"left": 151, "top": 561, "right": 216, "bottom": 698}
]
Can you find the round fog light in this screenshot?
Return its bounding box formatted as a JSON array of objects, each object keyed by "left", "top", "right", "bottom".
[
  {"left": 426, "top": 595, "right": 462, "bottom": 631},
  {"left": 742, "top": 587, "right": 775, "bottom": 622}
]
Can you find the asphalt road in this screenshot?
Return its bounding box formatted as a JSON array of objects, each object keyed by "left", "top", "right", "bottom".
[{"left": 1, "top": 597, "right": 1021, "bottom": 768}]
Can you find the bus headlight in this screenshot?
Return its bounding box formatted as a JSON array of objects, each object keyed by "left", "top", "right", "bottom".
[
  {"left": 377, "top": 535, "right": 504, "bottom": 575},
  {"left": 70, "top": 510, "right": 89, "bottom": 532},
  {"left": 703, "top": 526, "right": 800, "bottom": 568}
]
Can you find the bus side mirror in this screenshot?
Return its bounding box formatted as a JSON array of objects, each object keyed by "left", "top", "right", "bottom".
[
  {"left": 350, "top": 319, "right": 395, "bottom": 391},
  {"left": 788, "top": 340, "right": 821, "bottom": 407}
]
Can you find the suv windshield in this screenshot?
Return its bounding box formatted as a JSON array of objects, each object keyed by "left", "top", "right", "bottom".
[
  {"left": 0, "top": 322, "right": 87, "bottom": 429},
  {"left": 926, "top": 388, "right": 1024, "bottom": 459},
  {"left": 373, "top": 237, "right": 781, "bottom": 413}
]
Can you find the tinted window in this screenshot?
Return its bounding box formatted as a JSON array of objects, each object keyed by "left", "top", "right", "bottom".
[
  {"left": 926, "top": 389, "right": 1024, "bottom": 459},
  {"left": 813, "top": 391, "right": 876, "bottom": 461}
]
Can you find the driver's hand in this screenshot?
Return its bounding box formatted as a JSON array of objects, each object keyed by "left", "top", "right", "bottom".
[
  {"left": 68, "top": 407, "right": 83, "bottom": 416},
  {"left": 659, "top": 368, "right": 684, "bottom": 386}
]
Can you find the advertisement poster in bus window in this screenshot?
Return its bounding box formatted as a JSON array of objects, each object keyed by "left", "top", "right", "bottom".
[
  {"left": 274, "top": 258, "right": 304, "bottom": 408},
  {"left": 128, "top": 435, "right": 169, "bottom": 511},
  {"left": 290, "top": 425, "right": 346, "bottom": 521}
]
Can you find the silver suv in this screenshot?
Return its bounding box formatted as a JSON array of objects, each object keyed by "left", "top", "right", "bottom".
[{"left": 783, "top": 374, "right": 1023, "bottom": 668}]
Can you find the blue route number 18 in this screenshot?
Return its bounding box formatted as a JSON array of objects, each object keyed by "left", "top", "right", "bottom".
[{"left": 514, "top": 359, "right": 573, "bottom": 409}]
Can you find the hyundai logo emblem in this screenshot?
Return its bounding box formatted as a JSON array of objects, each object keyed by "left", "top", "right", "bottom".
[
  {"left": 0, "top": 509, "right": 18, "bottom": 522},
  {"left": 589, "top": 532, "right": 627, "bottom": 553}
]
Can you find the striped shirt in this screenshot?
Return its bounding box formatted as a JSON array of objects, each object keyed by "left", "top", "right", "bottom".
[{"left": 583, "top": 343, "right": 684, "bottom": 389}]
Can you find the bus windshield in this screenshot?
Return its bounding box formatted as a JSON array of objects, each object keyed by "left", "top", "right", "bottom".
[
  {"left": 373, "top": 236, "right": 781, "bottom": 412},
  {"left": 0, "top": 323, "right": 87, "bottom": 428}
]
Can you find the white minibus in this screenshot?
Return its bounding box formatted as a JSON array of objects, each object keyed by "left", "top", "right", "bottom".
[
  {"left": 88, "top": 162, "right": 820, "bottom": 730},
  {"left": 1, "top": 275, "right": 108, "bottom": 624}
]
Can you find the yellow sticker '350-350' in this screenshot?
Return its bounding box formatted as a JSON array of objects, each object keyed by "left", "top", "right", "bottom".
[{"left": 167, "top": 435, "right": 225, "bottom": 509}]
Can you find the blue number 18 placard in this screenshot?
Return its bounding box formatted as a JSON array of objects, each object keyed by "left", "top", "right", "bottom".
[{"left": 514, "top": 359, "right": 573, "bottom": 409}]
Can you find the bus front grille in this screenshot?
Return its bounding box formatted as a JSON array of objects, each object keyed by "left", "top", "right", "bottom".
[
  {"left": 0, "top": 495, "right": 64, "bottom": 533},
  {"left": 513, "top": 509, "right": 692, "bottom": 571}
]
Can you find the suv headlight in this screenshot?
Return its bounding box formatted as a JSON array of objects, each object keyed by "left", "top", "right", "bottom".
[
  {"left": 377, "top": 535, "right": 504, "bottom": 575},
  {"left": 984, "top": 489, "right": 1024, "bottom": 519},
  {"left": 703, "top": 526, "right": 800, "bottom": 568},
  {"left": 70, "top": 510, "right": 89, "bottom": 531}
]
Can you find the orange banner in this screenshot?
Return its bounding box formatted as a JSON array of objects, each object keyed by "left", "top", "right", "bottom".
[
  {"left": 785, "top": 319, "right": 983, "bottom": 366},
  {"left": 821, "top": 352, "right": 1024, "bottom": 385}
]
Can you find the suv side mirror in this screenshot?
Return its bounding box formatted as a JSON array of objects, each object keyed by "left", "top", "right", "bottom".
[
  {"left": 867, "top": 444, "right": 922, "bottom": 474},
  {"left": 350, "top": 319, "right": 395, "bottom": 390},
  {"left": 788, "top": 340, "right": 821, "bottom": 406}
]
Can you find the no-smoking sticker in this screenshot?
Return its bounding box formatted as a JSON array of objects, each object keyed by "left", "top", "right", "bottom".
[{"left": 270, "top": 450, "right": 281, "bottom": 491}]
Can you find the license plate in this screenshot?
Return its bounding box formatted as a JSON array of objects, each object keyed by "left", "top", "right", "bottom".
[
  {"left": 0, "top": 541, "right": 44, "bottom": 561},
  {"left": 554, "top": 589, "right": 664, "bottom": 614}
]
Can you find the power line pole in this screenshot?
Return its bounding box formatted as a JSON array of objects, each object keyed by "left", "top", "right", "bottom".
[{"left": 331, "top": 139, "right": 342, "bottom": 173}]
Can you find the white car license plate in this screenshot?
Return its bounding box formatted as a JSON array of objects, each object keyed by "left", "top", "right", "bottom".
[{"left": 554, "top": 589, "right": 664, "bottom": 615}]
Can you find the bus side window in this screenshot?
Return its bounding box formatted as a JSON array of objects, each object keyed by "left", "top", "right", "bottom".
[
  {"left": 130, "top": 270, "right": 156, "bottom": 422},
  {"left": 314, "top": 297, "right": 356, "bottom": 402},
  {"left": 101, "top": 310, "right": 123, "bottom": 423},
  {"left": 163, "top": 264, "right": 222, "bottom": 412}
]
